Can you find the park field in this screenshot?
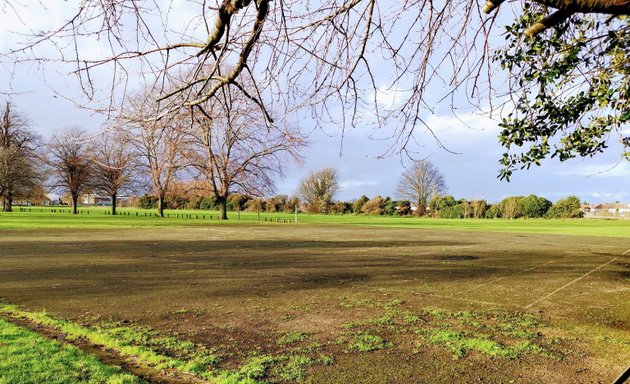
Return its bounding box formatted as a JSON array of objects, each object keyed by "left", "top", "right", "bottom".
[
  {"left": 0, "top": 209, "right": 628, "bottom": 383},
  {"left": 3, "top": 206, "right": 630, "bottom": 237}
]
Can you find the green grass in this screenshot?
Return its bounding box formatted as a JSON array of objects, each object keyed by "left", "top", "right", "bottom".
[
  {"left": 273, "top": 355, "right": 314, "bottom": 381},
  {"left": 344, "top": 303, "right": 557, "bottom": 361},
  {"left": 416, "top": 328, "right": 550, "bottom": 360},
  {"left": 1, "top": 206, "right": 630, "bottom": 237},
  {"left": 237, "top": 355, "right": 276, "bottom": 381},
  {"left": 0, "top": 317, "right": 140, "bottom": 384},
  {"left": 1, "top": 304, "right": 333, "bottom": 384},
  {"left": 347, "top": 332, "right": 391, "bottom": 352},
  {"left": 95, "top": 323, "right": 220, "bottom": 372},
  {"left": 276, "top": 331, "right": 309, "bottom": 346},
  {"left": 0, "top": 304, "right": 258, "bottom": 384}
]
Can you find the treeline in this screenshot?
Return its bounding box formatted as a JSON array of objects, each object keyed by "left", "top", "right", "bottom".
[
  {"left": 428, "top": 195, "right": 583, "bottom": 219},
  {"left": 137, "top": 189, "right": 300, "bottom": 213},
  {"left": 1, "top": 95, "right": 304, "bottom": 219},
  {"left": 136, "top": 189, "right": 411, "bottom": 216},
  {"left": 141, "top": 188, "right": 583, "bottom": 220}
]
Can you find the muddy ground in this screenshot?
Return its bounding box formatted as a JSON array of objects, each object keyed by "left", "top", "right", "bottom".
[{"left": 0, "top": 225, "right": 628, "bottom": 383}]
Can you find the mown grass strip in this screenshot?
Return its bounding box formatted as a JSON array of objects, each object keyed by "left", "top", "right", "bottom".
[
  {"left": 2, "top": 208, "right": 630, "bottom": 238},
  {"left": 0, "top": 304, "right": 262, "bottom": 384},
  {"left": 0, "top": 317, "right": 140, "bottom": 384}
]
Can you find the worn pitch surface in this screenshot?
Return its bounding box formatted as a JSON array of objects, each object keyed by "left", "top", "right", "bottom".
[{"left": 0, "top": 225, "right": 628, "bottom": 383}]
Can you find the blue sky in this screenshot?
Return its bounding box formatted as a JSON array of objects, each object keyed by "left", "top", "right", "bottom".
[
  {"left": 2, "top": 2, "right": 629, "bottom": 204},
  {"left": 275, "top": 116, "right": 630, "bottom": 203},
  {"left": 8, "top": 82, "right": 628, "bottom": 205}
]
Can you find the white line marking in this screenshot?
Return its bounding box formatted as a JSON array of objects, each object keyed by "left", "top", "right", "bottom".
[
  {"left": 437, "top": 260, "right": 558, "bottom": 300},
  {"left": 524, "top": 256, "right": 619, "bottom": 309},
  {"left": 623, "top": 248, "right": 630, "bottom": 256},
  {"left": 470, "top": 260, "right": 556, "bottom": 290}
]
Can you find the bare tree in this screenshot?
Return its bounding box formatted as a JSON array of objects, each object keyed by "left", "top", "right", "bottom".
[
  {"left": 122, "top": 95, "right": 187, "bottom": 217},
  {"left": 187, "top": 87, "right": 305, "bottom": 220},
  {"left": 90, "top": 130, "right": 137, "bottom": 215},
  {"left": 0, "top": 102, "right": 41, "bottom": 211},
  {"left": 2, "top": 2, "right": 628, "bottom": 149},
  {"left": 0, "top": 147, "right": 38, "bottom": 209},
  {"left": 2, "top": 1, "right": 629, "bottom": 177},
  {"left": 47, "top": 127, "right": 93, "bottom": 214},
  {"left": 397, "top": 160, "right": 447, "bottom": 215},
  {"left": 298, "top": 168, "right": 340, "bottom": 213}
]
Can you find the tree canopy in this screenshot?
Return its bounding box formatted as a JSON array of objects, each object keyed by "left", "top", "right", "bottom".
[
  {"left": 47, "top": 127, "right": 94, "bottom": 214},
  {"left": 0, "top": 102, "right": 41, "bottom": 211},
  {"left": 298, "top": 167, "right": 340, "bottom": 213},
  {"left": 496, "top": 10, "right": 629, "bottom": 179},
  {"left": 1, "top": 0, "right": 628, "bottom": 175},
  {"left": 397, "top": 160, "right": 447, "bottom": 215}
]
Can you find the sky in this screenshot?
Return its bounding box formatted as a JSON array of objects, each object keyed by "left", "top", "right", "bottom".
[{"left": 1, "top": 1, "right": 629, "bottom": 204}]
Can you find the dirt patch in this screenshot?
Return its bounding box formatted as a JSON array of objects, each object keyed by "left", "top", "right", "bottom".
[
  {"left": 437, "top": 255, "right": 479, "bottom": 261},
  {"left": 0, "top": 225, "right": 627, "bottom": 383},
  {"left": 302, "top": 272, "right": 370, "bottom": 285}
]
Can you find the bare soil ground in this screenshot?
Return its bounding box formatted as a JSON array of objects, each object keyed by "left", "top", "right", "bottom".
[{"left": 0, "top": 225, "right": 628, "bottom": 383}]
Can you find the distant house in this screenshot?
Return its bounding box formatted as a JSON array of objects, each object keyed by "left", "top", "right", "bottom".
[
  {"left": 82, "top": 194, "right": 112, "bottom": 206},
  {"left": 45, "top": 193, "right": 63, "bottom": 206},
  {"left": 81, "top": 194, "right": 130, "bottom": 206},
  {"left": 582, "top": 203, "right": 630, "bottom": 218}
]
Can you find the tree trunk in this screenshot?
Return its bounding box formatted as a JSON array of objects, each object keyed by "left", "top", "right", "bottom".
[
  {"left": 111, "top": 192, "right": 117, "bottom": 216},
  {"left": 72, "top": 194, "right": 78, "bottom": 214},
  {"left": 3, "top": 191, "right": 12, "bottom": 212},
  {"left": 158, "top": 194, "right": 165, "bottom": 217},
  {"left": 217, "top": 196, "right": 228, "bottom": 220},
  {"left": 416, "top": 201, "right": 426, "bottom": 216}
]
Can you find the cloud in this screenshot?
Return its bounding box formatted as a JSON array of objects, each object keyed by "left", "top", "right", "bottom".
[
  {"left": 339, "top": 179, "right": 380, "bottom": 190},
  {"left": 423, "top": 113, "right": 501, "bottom": 142},
  {"left": 588, "top": 191, "right": 628, "bottom": 199},
  {"left": 374, "top": 86, "right": 410, "bottom": 109},
  {"left": 0, "top": 3, "right": 77, "bottom": 50},
  {"left": 554, "top": 161, "right": 630, "bottom": 178}
]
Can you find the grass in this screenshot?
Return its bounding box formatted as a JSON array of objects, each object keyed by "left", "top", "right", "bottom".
[
  {"left": 0, "top": 214, "right": 628, "bottom": 382},
  {"left": 415, "top": 328, "right": 551, "bottom": 360},
  {"left": 2, "top": 206, "right": 630, "bottom": 237},
  {"left": 0, "top": 304, "right": 331, "bottom": 384},
  {"left": 273, "top": 355, "right": 313, "bottom": 381},
  {"left": 95, "top": 323, "right": 220, "bottom": 372},
  {"left": 341, "top": 301, "right": 556, "bottom": 360},
  {"left": 0, "top": 304, "right": 225, "bottom": 378},
  {"left": 0, "top": 317, "right": 140, "bottom": 384},
  {"left": 276, "top": 331, "right": 309, "bottom": 346},
  {"left": 238, "top": 355, "right": 276, "bottom": 381},
  {"left": 347, "top": 332, "right": 391, "bottom": 352},
  {"left": 0, "top": 304, "right": 256, "bottom": 383}
]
